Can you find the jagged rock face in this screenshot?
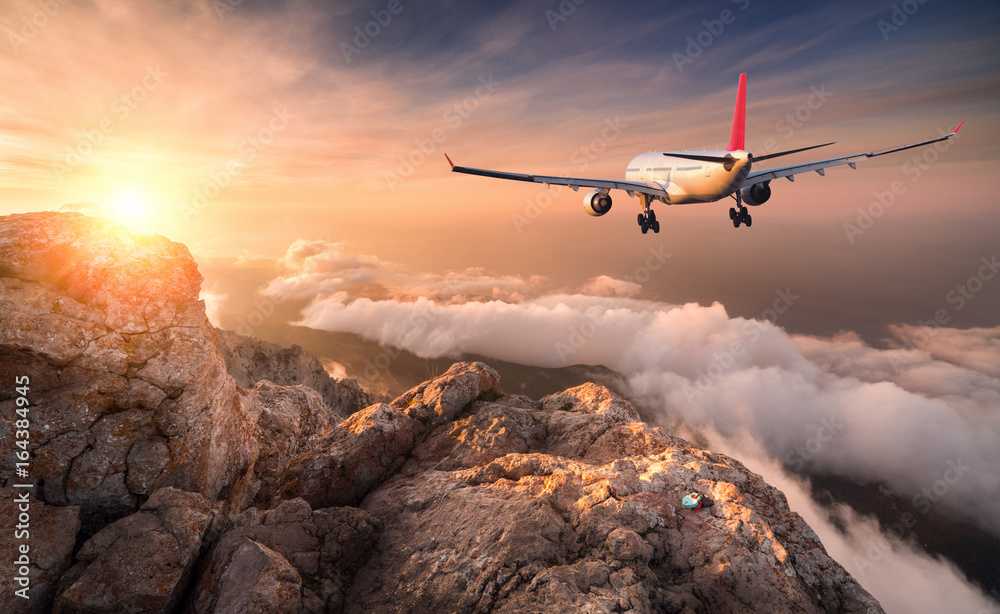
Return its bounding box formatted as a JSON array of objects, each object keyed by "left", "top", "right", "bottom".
[
  {"left": 0, "top": 490, "right": 79, "bottom": 614},
  {"left": 215, "top": 328, "right": 376, "bottom": 417},
  {"left": 54, "top": 488, "right": 220, "bottom": 614},
  {"left": 194, "top": 498, "right": 380, "bottom": 613},
  {"left": 342, "top": 380, "right": 884, "bottom": 614},
  {"left": 200, "top": 539, "right": 303, "bottom": 614},
  {"left": 0, "top": 212, "right": 258, "bottom": 529},
  {"left": 263, "top": 365, "right": 881, "bottom": 613},
  {"left": 277, "top": 361, "right": 501, "bottom": 509},
  {"left": 242, "top": 380, "right": 348, "bottom": 506}
]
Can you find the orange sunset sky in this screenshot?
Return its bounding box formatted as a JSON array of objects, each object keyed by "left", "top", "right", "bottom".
[
  {"left": 2, "top": 0, "right": 998, "bottom": 342},
  {"left": 4, "top": 3, "right": 1000, "bottom": 610}
]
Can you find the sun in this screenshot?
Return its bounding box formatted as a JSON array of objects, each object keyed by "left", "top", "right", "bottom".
[
  {"left": 111, "top": 189, "right": 149, "bottom": 219},
  {"left": 109, "top": 189, "right": 153, "bottom": 231}
]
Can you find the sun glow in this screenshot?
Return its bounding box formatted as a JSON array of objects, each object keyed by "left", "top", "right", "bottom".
[
  {"left": 112, "top": 189, "right": 149, "bottom": 218},
  {"left": 108, "top": 188, "right": 155, "bottom": 232}
]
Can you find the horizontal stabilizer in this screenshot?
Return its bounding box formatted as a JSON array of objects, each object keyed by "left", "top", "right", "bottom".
[{"left": 663, "top": 152, "right": 734, "bottom": 164}]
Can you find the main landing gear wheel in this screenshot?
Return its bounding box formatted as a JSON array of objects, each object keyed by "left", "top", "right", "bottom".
[
  {"left": 637, "top": 210, "right": 660, "bottom": 234},
  {"left": 636, "top": 194, "right": 661, "bottom": 234},
  {"left": 731, "top": 206, "right": 752, "bottom": 228}
]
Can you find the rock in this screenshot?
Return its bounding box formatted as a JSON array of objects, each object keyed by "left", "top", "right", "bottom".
[
  {"left": 606, "top": 528, "right": 654, "bottom": 563},
  {"left": 242, "top": 381, "right": 346, "bottom": 506},
  {"left": 0, "top": 213, "right": 257, "bottom": 530},
  {"left": 215, "top": 328, "right": 376, "bottom": 417},
  {"left": 539, "top": 383, "right": 648, "bottom": 461},
  {"left": 278, "top": 402, "right": 420, "bottom": 509},
  {"left": 202, "top": 539, "right": 303, "bottom": 614},
  {"left": 342, "top": 385, "right": 884, "bottom": 614},
  {"left": 406, "top": 400, "right": 546, "bottom": 472},
  {"left": 194, "top": 498, "right": 380, "bottom": 613},
  {"left": 278, "top": 361, "right": 500, "bottom": 509},
  {"left": 391, "top": 361, "right": 502, "bottom": 429},
  {"left": 0, "top": 490, "right": 79, "bottom": 613},
  {"left": 0, "top": 213, "right": 201, "bottom": 333},
  {"left": 53, "top": 487, "right": 219, "bottom": 614},
  {"left": 407, "top": 382, "right": 665, "bottom": 473}
]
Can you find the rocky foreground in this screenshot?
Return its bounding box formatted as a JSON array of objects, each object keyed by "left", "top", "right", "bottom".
[{"left": 0, "top": 213, "right": 883, "bottom": 613}]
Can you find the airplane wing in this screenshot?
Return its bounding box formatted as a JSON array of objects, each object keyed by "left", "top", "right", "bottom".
[
  {"left": 743, "top": 121, "right": 963, "bottom": 186},
  {"left": 445, "top": 154, "right": 666, "bottom": 198}
]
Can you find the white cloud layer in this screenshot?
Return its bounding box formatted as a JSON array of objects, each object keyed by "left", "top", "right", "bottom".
[
  {"left": 261, "top": 239, "right": 553, "bottom": 303},
  {"left": 295, "top": 293, "right": 1000, "bottom": 535}
]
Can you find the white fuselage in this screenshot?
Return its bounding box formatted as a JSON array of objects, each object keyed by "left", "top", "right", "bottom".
[{"left": 625, "top": 150, "right": 752, "bottom": 204}]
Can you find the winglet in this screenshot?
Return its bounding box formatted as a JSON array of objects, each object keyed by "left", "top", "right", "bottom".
[
  {"left": 952, "top": 120, "right": 964, "bottom": 134},
  {"left": 727, "top": 73, "right": 747, "bottom": 152},
  {"left": 444, "top": 153, "right": 455, "bottom": 168}
]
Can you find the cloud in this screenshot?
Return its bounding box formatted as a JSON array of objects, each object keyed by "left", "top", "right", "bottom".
[
  {"left": 389, "top": 269, "right": 551, "bottom": 303},
  {"left": 263, "top": 239, "right": 382, "bottom": 300},
  {"left": 58, "top": 200, "right": 109, "bottom": 214},
  {"left": 324, "top": 360, "right": 348, "bottom": 381},
  {"left": 199, "top": 287, "right": 227, "bottom": 327},
  {"left": 261, "top": 239, "right": 550, "bottom": 303},
  {"left": 889, "top": 324, "right": 1000, "bottom": 379},
  {"left": 295, "top": 292, "right": 1000, "bottom": 539},
  {"left": 579, "top": 275, "right": 641, "bottom": 298},
  {"left": 277, "top": 239, "right": 382, "bottom": 273}
]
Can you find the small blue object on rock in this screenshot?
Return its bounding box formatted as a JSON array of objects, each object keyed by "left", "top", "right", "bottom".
[{"left": 681, "top": 493, "right": 703, "bottom": 509}]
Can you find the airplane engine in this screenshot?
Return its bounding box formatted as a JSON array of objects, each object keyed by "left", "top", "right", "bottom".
[
  {"left": 740, "top": 181, "right": 771, "bottom": 206},
  {"left": 583, "top": 189, "right": 612, "bottom": 216}
]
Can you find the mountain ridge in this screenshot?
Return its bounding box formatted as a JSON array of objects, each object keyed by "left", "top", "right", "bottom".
[{"left": 0, "top": 212, "right": 884, "bottom": 613}]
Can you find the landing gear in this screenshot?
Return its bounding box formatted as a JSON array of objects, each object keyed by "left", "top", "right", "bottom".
[
  {"left": 729, "top": 193, "right": 752, "bottom": 228},
  {"left": 638, "top": 209, "right": 659, "bottom": 233},
  {"left": 731, "top": 206, "right": 752, "bottom": 227},
  {"left": 637, "top": 195, "right": 660, "bottom": 234}
]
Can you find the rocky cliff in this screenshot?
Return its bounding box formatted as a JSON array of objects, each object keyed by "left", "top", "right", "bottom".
[
  {"left": 214, "top": 328, "right": 377, "bottom": 419},
  {"left": 0, "top": 212, "right": 884, "bottom": 613}
]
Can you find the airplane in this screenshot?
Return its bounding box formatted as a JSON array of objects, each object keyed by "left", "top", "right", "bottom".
[{"left": 445, "top": 73, "right": 963, "bottom": 234}]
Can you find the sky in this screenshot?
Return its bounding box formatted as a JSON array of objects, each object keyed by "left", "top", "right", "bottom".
[
  {"left": 1, "top": 0, "right": 998, "bottom": 337},
  {"left": 3, "top": 0, "right": 1000, "bottom": 611}
]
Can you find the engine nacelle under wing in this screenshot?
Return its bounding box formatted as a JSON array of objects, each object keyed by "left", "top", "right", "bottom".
[
  {"left": 739, "top": 181, "right": 771, "bottom": 206},
  {"left": 583, "top": 189, "right": 612, "bottom": 216}
]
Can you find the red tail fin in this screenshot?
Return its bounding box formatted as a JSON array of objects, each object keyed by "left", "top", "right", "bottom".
[{"left": 727, "top": 73, "right": 747, "bottom": 152}]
